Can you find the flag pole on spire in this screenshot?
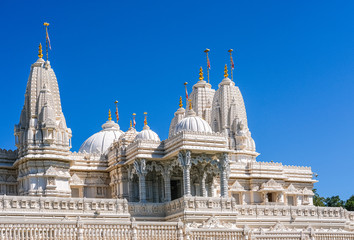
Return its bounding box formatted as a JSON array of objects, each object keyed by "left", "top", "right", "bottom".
[
  {"left": 43, "top": 22, "right": 51, "bottom": 61},
  {"left": 184, "top": 82, "right": 189, "bottom": 106},
  {"left": 114, "top": 100, "right": 119, "bottom": 123},
  {"left": 132, "top": 113, "right": 136, "bottom": 128},
  {"left": 204, "top": 49, "right": 210, "bottom": 83},
  {"left": 228, "top": 49, "right": 234, "bottom": 81}
]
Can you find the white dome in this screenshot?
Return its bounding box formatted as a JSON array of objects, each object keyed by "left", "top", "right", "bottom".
[
  {"left": 134, "top": 125, "right": 160, "bottom": 142},
  {"left": 174, "top": 109, "right": 212, "bottom": 134},
  {"left": 79, "top": 120, "right": 123, "bottom": 154}
]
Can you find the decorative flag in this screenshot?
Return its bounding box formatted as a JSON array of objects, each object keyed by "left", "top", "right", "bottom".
[
  {"left": 114, "top": 101, "right": 119, "bottom": 122},
  {"left": 184, "top": 82, "right": 189, "bottom": 100},
  {"left": 207, "top": 56, "right": 211, "bottom": 69},
  {"left": 230, "top": 55, "right": 234, "bottom": 70},
  {"left": 133, "top": 113, "right": 136, "bottom": 128},
  {"left": 46, "top": 26, "right": 51, "bottom": 50}
]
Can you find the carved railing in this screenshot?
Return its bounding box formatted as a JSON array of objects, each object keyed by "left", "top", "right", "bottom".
[
  {"left": 129, "top": 196, "right": 354, "bottom": 222},
  {"left": 0, "top": 195, "right": 129, "bottom": 217}
]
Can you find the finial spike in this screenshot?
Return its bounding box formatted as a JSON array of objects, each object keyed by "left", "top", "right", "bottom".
[
  {"left": 130, "top": 120, "right": 132, "bottom": 128},
  {"left": 224, "top": 64, "right": 229, "bottom": 78},
  {"left": 188, "top": 99, "right": 192, "bottom": 110},
  {"left": 179, "top": 96, "right": 183, "bottom": 108},
  {"left": 108, "top": 109, "right": 112, "bottom": 121},
  {"left": 199, "top": 67, "right": 204, "bottom": 81},
  {"left": 38, "top": 43, "right": 43, "bottom": 58},
  {"left": 144, "top": 112, "right": 148, "bottom": 126}
]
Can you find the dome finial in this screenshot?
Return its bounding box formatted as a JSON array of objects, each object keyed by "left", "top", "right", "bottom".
[
  {"left": 144, "top": 112, "right": 148, "bottom": 126},
  {"left": 108, "top": 109, "right": 112, "bottom": 121},
  {"left": 179, "top": 96, "right": 183, "bottom": 108},
  {"left": 38, "top": 43, "right": 43, "bottom": 58},
  {"left": 130, "top": 120, "right": 132, "bottom": 128},
  {"left": 199, "top": 67, "right": 204, "bottom": 81},
  {"left": 188, "top": 99, "right": 192, "bottom": 110},
  {"left": 224, "top": 64, "right": 229, "bottom": 78}
]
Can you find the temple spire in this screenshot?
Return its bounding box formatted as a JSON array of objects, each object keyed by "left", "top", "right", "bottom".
[
  {"left": 38, "top": 43, "right": 43, "bottom": 58},
  {"left": 179, "top": 96, "right": 183, "bottom": 108}
]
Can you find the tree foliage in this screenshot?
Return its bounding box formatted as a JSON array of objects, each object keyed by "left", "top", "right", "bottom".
[
  {"left": 345, "top": 195, "right": 354, "bottom": 211},
  {"left": 312, "top": 190, "right": 353, "bottom": 211}
]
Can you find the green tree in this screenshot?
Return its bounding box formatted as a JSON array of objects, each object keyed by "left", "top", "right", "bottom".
[
  {"left": 324, "top": 195, "right": 345, "bottom": 207},
  {"left": 313, "top": 189, "right": 325, "bottom": 207},
  {"left": 345, "top": 195, "right": 354, "bottom": 211}
]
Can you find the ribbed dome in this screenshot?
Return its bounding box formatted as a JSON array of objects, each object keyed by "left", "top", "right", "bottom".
[
  {"left": 174, "top": 109, "right": 212, "bottom": 134},
  {"left": 79, "top": 121, "right": 123, "bottom": 154},
  {"left": 134, "top": 125, "right": 160, "bottom": 142}
]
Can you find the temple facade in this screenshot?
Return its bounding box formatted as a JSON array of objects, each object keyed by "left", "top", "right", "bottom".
[{"left": 0, "top": 45, "right": 353, "bottom": 239}]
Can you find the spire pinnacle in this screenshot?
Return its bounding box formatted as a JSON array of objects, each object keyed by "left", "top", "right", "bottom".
[
  {"left": 179, "top": 96, "right": 183, "bottom": 108},
  {"left": 144, "top": 112, "right": 148, "bottom": 126},
  {"left": 130, "top": 120, "right": 132, "bottom": 128},
  {"left": 188, "top": 99, "right": 192, "bottom": 110},
  {"left": 38, "top": 43, "right": 43, "bottom": 58},
  {"left": 199, "top": 67, "right": 204, "bottom": 81},
  {"left": 224, "top": 64, "right": 229, "bottom": 78},
  {"left": 108, "top": 109, "right": 112, "bottom": 121}
]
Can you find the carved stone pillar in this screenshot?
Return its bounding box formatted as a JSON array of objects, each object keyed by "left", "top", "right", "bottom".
[
  {"left": 163, "top": 173, "right": 171, "bottom": 202},
  {"left": 219, "top": 153, "right": 230, "bottom": 197},
  {"left": 178, "top": 151, "right": 192, "bottom": 196},
  {"left": 201, "top": 172, "right": 207, "bottom": 197},
  {"left": 134, "top": 159, "right": 147, "bottom": 203}
]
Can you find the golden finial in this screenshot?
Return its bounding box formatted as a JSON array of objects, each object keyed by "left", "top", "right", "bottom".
[
  {"left": 130, "top": 120, "right": 132, "bottom": 128},
  {"left": 108, "top": 109, "right": 112, "bottom": 121},
  {"left": 43, "top": 22, "right": 50, "bottom": 27},
  {"left": 179, "top": 96, "right": 183, "bottom": 108},
  {"left": 188, "top": 99, "right": 192, "bottom": 110},
  {"left": 224, "top": 64, "right": 229, "bottom": 78},
  {"left": 199, "top": 67, "right": 204, "bottom": 81},
  {"left": 38, "top": 43, "right": 43, "bottom": 58},
  {"left": 144, "top": 112, "right": 148, "bottom": 125}
]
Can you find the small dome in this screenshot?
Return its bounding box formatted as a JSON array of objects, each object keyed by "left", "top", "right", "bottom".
[
  {"left": 134, "top": 125, "right": 160, "bottom": 142},
  {"left": 79, "top": 120, "right": 123, "bottom": 154},
  {"left": 174, "top": 109, "right": 212, "bottom": 134}
]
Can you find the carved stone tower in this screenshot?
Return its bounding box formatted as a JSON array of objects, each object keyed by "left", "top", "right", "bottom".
[
  {"left": 189, "top": 67, "right": 215, "bottom": 123},
  {"left": 210, "top": 66, "right": 257, "bottom": 162},
  {"left": 14, "top": 45, "right": 72, "bottom": 197}
]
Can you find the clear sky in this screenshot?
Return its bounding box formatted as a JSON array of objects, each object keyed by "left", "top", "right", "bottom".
[{"left": 0, "top": 0, "right": 353, "bottom": 200}]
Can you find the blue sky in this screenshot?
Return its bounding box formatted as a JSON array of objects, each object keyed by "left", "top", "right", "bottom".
[{"left": 0, "top": 0, "right": 353, "bottom": 199}]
